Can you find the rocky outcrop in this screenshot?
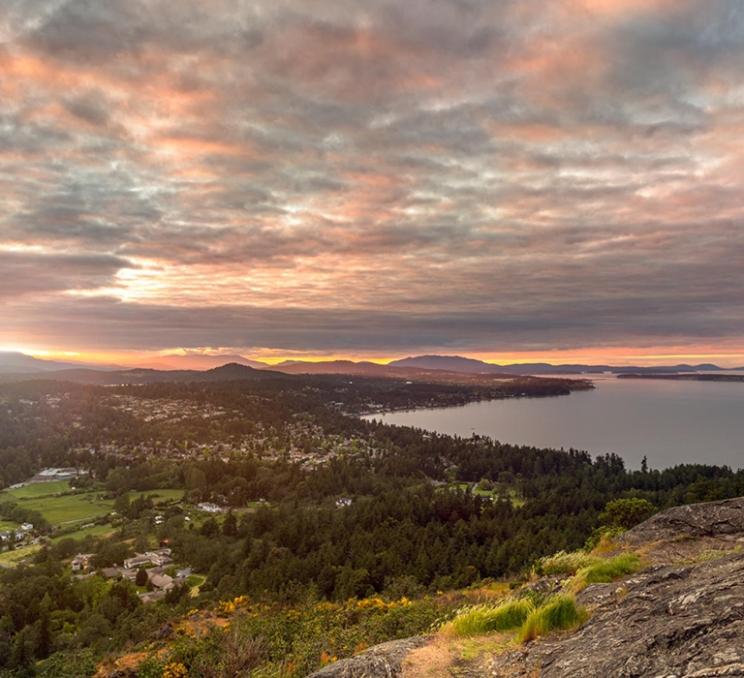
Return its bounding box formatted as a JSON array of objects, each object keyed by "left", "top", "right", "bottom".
[
  {"left": 308, "top": 637, "right": 429, "bottom": 678},
  {"left": 489, "top": 553, "right": 744, "bottom": 677},
  {"left": 311, "top": 497, "right": 744, "bottom": 678},
  {"left": 486, "top": 498, "right": 744, "bottom": 677},
  {"left": 621, "top": 496, "right": 744, "bottom": 544}
]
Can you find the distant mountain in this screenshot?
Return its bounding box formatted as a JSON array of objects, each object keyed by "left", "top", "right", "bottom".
[
  {"left": 0, "top": 351, "right": 122, "bottom": 373},
  {"left": 389, "top": 355, "right": 502, "bottom": 373},
  {"left": 388, "top": 355, "right": 744, "bottom": 375},
  {"left": 272, "top": 360, "right": 395, "bottom": 376},
  {"left": 148, "top": 353, "right": 267, "bottom": 370},
  {"left": 263, "top": 359, "right": 534, "bottom": 384},
  {"left": 0, "top": 362, "right": 288, "bottom": 385}
]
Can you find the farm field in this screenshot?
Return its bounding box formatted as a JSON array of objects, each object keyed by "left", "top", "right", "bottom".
[
  {"left": 21, "top": 493, "right": 114, "bottom": 526},
  {"left": 0, "top": 520, "right": 20, "bottom": 530},
  {"left": 50, "top": 524, "right": 117, "bottom": 543},
  {"left": 1, "top": 482, "right": 186, "bottom": 530},
  {"left": 1, "top": 479, "right": 73, "bottom": 499}
]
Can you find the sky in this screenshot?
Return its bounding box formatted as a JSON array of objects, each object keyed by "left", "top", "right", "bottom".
[{"left": 2, "top": 0, "right": 744, "bottom": 367}]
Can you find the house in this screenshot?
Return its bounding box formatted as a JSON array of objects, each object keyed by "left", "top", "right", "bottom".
[
  {"left": 101, "top": 567, "right": 122, "bottom": 579},
  {"left": 123, "top": 548, "right": 173, "bottom": 570},
  {"left": 335, "top": 497, "right": 353, "bottom": 508},
  {"left": 124, "top": 554, "right": 153, "bottom": 570},
  {"left": 175, "top": 567, "right": 192, "bottom": 580},
  {"left": 197, "top": 502, "right": 223, "bottom": 513},
  {"left": 71, "top": 553, "right": 95, "bottom": 572},
  {"left": 120, "top": 569, "right": 138, "bottom": 582},
  {"left": 31, "top": 467, "right": 86, "bottom": 482},
  {"left": 149, "top": 573, "right": 174, "bottom": 591}
]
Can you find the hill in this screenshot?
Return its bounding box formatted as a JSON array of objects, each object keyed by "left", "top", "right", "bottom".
[
  {"left": 0, "top": 362, "right": 288, "bottom": 385},
  {"left": 0, "top": 351, "right": 122, "bottom": 373},
  {"left": 148, "top": 353, "right": 267, "bottom": 370}
]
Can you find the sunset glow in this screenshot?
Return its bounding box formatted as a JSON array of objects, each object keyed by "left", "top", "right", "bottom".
[{"left": 2, "top": 1, "right": 744, "bottom": 366}]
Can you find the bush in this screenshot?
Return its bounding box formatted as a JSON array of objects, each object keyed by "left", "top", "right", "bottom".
[
  {"left": 519, "top": 595, "right": 587, "bottom": 642},
  {"left": 446, "top": 599, "right": 533, "bottom": 637},
  {"left": 600, "top": 498, "right": 655, "bottom": 530}
]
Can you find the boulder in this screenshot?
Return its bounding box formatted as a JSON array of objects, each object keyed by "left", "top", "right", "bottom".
[{"left": 308, "top": 637, "right": 429, "bottom": 678}]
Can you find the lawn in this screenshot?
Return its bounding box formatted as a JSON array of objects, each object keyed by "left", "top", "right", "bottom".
[
  {"left": 0, "top": 520, "right": 20, "bottom": 531},
  {"left": 0, "top": 544, "right": 41, "bottom": 568},
  {"left": 442, "top": 482, "right": 525, "bottom": 507},
  {"left": 0, "top": 480, "right": 72, "bottom": 500},
  {"left": 51, "top": 524, "right": 117, "bottom": 543},
  {"left": 22, "top": 493, "right": 114, "bottom": 526}
]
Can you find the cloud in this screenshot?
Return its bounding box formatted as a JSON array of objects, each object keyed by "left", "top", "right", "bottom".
[
  {"left": 0, "top": 250, "right": 131, "bottom": 298},
  {"left": 1, "top": 0, "right": 744, "bottom": 356}
]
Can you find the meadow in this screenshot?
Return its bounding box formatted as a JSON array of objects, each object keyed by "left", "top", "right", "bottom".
[{"left": 1, "top": 482, "right": 185, "bottom": 530}]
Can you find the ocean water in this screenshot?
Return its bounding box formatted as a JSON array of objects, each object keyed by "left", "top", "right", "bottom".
[{"left": 364, "top": 376, "right": 744, "bottom": 470}]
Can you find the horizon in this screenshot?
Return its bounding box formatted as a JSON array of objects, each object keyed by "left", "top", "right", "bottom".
[
  {"left": 5, "top": 346, "right": 744, "bottom": 371},
  {"left": 3, "top": 2, "right": 744, "bottom": 369}
]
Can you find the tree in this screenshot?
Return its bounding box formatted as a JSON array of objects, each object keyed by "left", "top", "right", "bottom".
[
  {"left": 222, "top": 511, "right": 237, "bottom": 537},
  {"left": 135, "top": 567, "right": 149, "bottom": 587},
  {"left": 600, "top": 498, "right": 655, "bottom": 530},
  {"left": 201, "top": 517, "right": 219, "bottom": 538},
  {"left": 35, "top": 593, "right": 52, "bottom": 659}
]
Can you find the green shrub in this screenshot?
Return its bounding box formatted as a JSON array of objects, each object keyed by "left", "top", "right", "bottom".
[
  {"left": 519, "top": 595, "right": 587, "bottom": 642},
  {"left": 599, "top": 498, "right": 655, "bottom": 530},
  {"left": 447, "top": 599, "right": 534, "bottom": 637},
  {"left": 536, "top": 550, "right": 599, "bottom": 576},
  {"left": 574, "top": 553, "right": 642, "bottom": 587}
]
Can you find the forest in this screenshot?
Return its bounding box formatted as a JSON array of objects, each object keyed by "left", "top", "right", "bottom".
[{"left": 0, "top": 376, "right": 743, "bottom": 675}]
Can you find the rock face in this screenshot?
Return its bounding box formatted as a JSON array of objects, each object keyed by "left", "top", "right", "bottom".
[
  {"left": 489, "top": 554, "right": 744, "bottom": 677},
  {"left": 311, "top": 497, "right": 744, "bottom": 678},
  {"left": 621, "top": 496, "right": 744, "bottom": 544},
  {"left": 308, "top": 637, "right": 429, "bottom": 678}
]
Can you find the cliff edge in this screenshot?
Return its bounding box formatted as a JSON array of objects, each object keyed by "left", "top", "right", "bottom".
[{"left": 310, "top": 497, "right": 744, "bottom": 678}]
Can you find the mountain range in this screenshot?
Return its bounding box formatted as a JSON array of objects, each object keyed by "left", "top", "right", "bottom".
[
  {"left": 2, "top": 351, "right": 743, "bottom": 381},
  {"left": 387, "top": 354, "right": 743, "bottom": 375}
]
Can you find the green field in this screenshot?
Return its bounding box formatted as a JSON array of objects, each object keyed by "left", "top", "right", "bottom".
[
  {"left": 0, "top": 544, "right": 41, "bottom": 568},
  {"left": 21, "top": 494, "right": 114, "bottom": 526},
  {"left": 50, "top": 524, "right": 117, "bottom": 543},
  {"left": 0, "top": 520, "right": 20, "bottom": 531},
  {"left": 1, "top": 484, "right": 186, "bottom": 530},
  {"left": 0, "top": 480, "right": 72, "bottom": 499},
  {"left": 443, "top": 482, "right": 525, "bottom": 507}
]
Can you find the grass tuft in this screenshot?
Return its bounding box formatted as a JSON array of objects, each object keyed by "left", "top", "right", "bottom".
[
  {"left": 519, "top": 595, "right": 587, "bottom": 642},
  {"left": 445, "top": 599, "right": 534, "bottom": 637},
  {"left": 570, "top": 553, "right": 642, "bottom": 591},
  {"left": 536, "top": 550, "right": 599, "bottom": 576}
]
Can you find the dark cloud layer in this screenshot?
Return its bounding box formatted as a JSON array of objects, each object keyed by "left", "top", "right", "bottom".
[{"left": 1, "top": 0, "right": 744, "bottom": 357}]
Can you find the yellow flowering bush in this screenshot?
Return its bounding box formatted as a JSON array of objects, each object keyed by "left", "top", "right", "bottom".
[{"left": 162, "top": 662, "right": 188, "bottom": 678}]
